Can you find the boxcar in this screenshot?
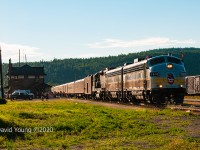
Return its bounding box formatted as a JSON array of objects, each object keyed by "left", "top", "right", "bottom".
[
  {"left": 195, "top": 75, "right": 200, "bottom": 94},
  {"left": 186, "top": 76, "right": 195, "bottom": 95}
]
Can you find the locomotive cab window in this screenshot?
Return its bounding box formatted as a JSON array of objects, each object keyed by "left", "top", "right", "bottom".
[
  {"left": 167, "top": 57, "right": 181, "bottom": 64},
  {"left": 149, "top": 57, "right": 165, "bottom": 66}
]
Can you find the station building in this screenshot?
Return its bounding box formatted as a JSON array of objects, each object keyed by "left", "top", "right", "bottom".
[{"left": 6, "top": 59, "right": 50, "bottom": 97}]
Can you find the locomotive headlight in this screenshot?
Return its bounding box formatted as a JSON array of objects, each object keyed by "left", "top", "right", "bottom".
[
  {"left": 167, "top": 63, "right": 173, "bottom": 69},
  {"left": 179, "top": 84, "right": 183, "bottom": 88},
  {"left": 158, "top": 84, "right": 163, "bottom": 88}
]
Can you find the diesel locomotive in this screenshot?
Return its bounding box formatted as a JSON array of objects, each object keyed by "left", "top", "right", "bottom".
[{"left": 51, "top": 55, "right": 186, "bottom": 104}]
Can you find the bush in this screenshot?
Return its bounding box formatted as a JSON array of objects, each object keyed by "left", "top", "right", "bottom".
[{"left": 0, "top": 98, "right": 7, "bottom": 104}]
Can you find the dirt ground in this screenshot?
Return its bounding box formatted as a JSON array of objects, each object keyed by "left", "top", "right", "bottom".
[{"left": 66, "top": 98, "right": 154, "bottom": 110}]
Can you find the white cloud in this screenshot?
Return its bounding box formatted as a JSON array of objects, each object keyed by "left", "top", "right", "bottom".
[
  {"left": 0, "top": 42, "right": 42, "bottom": 63},
  {"left": 87, "top": 37, "right": 196, "bottom": 49}
]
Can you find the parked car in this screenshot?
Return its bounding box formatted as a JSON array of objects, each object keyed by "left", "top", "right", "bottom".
[
  {"left": 10, "top": 90, "right": 34, "bottom": 100},
  {"left": 24, "top": 90, "right": 35, "bottom": 98}
]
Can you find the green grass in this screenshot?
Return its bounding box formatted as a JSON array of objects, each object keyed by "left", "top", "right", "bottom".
[{"left": 0, "top": 99, "right": 199, "bottom": 149}]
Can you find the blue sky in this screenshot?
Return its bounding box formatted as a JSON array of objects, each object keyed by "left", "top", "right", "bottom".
[{"left": 0, "top": 0, "right": 200, "bottom": 62}]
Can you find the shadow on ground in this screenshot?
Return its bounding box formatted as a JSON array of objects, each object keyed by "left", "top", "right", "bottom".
[{"left": 0, "top": 118, "right": 25, "bottom": 140}]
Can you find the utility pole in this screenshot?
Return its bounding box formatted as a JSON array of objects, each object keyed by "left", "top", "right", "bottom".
[
  {"left": 25, "top": 54, "right": 27, "bottom": 64},
  {"left": 19, "top": 49, "right": 20, "bottom": 67},
  {"left": 0, "top": 47, "right": 4, "bottom": 99}
]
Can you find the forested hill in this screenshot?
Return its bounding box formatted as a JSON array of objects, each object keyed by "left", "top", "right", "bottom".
[{"left": 2, "top": 47, "right": 200, "bottom": 86}]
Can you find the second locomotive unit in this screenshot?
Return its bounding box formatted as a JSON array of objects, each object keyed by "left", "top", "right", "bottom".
[{"left": 52, "top": 55, "right": 186, "bottom": 104}]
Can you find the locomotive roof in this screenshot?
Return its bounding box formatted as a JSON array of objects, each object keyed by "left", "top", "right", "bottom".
[
  {"left": 123, "top": 59, "right": 147, "bottom": 70},
  {"left": 75, "top": 79, "right": 84, "bottom": 82},
  {"left": 67, "top": 81, "right": 75, "bottom": 85},
  {"left": 147, "top": 55, "right": 181, "bottom": 60},
  {"left": 106, "top": 55, "right": 182, "bottom": 74},
  {"left": 106, "top": 59, "right": 147, "bottom": 74},
  {"left": 106, "top": 66, "right": 122, "bottom": 74}
]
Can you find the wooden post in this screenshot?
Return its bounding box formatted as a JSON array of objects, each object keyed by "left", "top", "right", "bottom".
[
  {"left": 19, "top": 49, "right": 20, "bottom": 67},
  {"left": 0, "top": 48, "right": 4, "bottom": 99}
]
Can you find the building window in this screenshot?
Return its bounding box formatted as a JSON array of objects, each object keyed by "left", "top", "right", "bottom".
[
  {"left": 39, "top": 76, "right": 44, "bottom": 79},
  {"left": 18, "top": 75, "right": 24, "bottom": 79},
  {"left": 28, "top": 75, "right": 35, "bottom": 79}
]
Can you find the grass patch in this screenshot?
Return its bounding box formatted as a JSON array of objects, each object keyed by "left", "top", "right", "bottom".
[{"left": 0, "top": 99, "right": 199, "bottom": 149}]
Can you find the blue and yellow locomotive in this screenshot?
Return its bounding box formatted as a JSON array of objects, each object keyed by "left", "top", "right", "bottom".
[{"left": 146, "top": 55, "right": 186, "bottom": 104}]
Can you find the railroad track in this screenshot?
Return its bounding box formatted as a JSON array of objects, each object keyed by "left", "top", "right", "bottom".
[
  {"left": 137, "top": 101, "right": 200, "bottom": 114},
  {"left": 167, "top": 104, "right": 200, "bottom": 114},
  {"left": 63, "top": 98, "right": 200, "bottom": 115},
  {"left": 23, "top": 97, "right": 200, "bottom": 114},
  {"left": 106, "top": 99, "right": 200, "bottom": 114}
]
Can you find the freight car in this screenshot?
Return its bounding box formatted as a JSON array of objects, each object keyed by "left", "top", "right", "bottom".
[
  {"left": 186, "top": 75, "right": 200, "bottom": 95},
  {"left": 52, "top": 55, "right": 186, "bottom": 104}
]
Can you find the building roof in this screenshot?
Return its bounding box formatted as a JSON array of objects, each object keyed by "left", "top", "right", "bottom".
[{"left": 7, "top": 64, "right": 46, "bottom": 76}]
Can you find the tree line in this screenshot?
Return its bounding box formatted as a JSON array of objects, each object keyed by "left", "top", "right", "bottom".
[{"left": 2, "top": 47, "right": 200, "bottom": 86}]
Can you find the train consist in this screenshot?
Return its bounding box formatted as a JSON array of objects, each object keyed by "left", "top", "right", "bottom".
[
  {"left": 51, "top": 55, "right": 186, "bottom": 104},
  {"left": 186, "top": 75, "right": 200, "bottom": 95}
]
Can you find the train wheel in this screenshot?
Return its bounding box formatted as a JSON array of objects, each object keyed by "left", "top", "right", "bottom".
[
  {"left": 130, "top": 98, "right": 137, "bottom": 104},
  {"left": 151, "top": 96, "right": 163, "bottom": 105},
  {"left": 150, "top": 96, "right": 157, "bottom": 104}
]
